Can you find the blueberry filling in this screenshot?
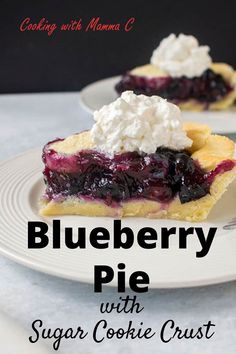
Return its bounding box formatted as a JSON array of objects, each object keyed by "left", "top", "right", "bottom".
[
  {"left": 115, "top": 69, "right": 232, "bottom": 104},
  {"left": 43, "top": 143, "right": 235, "bottom": 206}
]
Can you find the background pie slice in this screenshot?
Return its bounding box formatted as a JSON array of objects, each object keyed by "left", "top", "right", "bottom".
[{"left": 116, "top": 63, "right": 236, "bottom": 111}]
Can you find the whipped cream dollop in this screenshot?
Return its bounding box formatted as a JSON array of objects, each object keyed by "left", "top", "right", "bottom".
[
  {"left": 91, "top": 91, "right": 192, "bottom": 155},
  {"left": 150, "top": 33, "right": 212, "bottom": 78}
]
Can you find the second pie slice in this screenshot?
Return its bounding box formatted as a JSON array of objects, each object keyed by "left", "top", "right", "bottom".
[{"left": 116, "top": 34, "right": 236, "bottom": 111}]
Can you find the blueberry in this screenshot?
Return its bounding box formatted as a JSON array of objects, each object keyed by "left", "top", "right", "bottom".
[
  {"left": 115, "top": 69, "right": 232, "bottom": 103},
  {"left": 179, "top": 184, "right": 208, "bottom": 204},
  {"left": 44, "top": 147, "right": 211, "bottom": 205}
]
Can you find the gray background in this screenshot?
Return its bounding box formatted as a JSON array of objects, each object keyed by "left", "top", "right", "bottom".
[{"left": 0, "top": 93, "right": 235, "bottom": 353}]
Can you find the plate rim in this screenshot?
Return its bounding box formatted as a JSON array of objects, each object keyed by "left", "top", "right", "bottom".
[
  {"left": 79, "top": 75, "right": 236, "bottom": 134},
  {"left": 0, "top": 148, "right": 236, "bottom": 289},
  {"left": 79, "top": 75, "right": 120, "bottom": 114},
  {"left": 1, "top": 242, "right": 236, "bottom": 289}
]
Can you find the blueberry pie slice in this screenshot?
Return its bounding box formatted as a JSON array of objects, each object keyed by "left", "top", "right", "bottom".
[
  {"left": 40, "top": 92, "right": 236, "bottom": 221},
  {"left": 116, "top": 34, "right": 236, "bottom": 110}
]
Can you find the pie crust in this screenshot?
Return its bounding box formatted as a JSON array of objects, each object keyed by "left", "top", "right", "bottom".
[{"left": 40, "top": 123, "right": 236, "bottom": 221}]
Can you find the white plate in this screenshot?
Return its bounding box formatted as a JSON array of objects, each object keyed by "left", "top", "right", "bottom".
[
  {"left": 0, "top": 311, "right": 50, "bottom": 354},
  {"left": 0, "top": 149, "right": 236, "bottom": 288},
  {"left": 80, "top": 76, "right": 236, "bottom": 134}
]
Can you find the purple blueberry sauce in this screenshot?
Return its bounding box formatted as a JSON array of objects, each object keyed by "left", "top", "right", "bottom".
[
  {"left": 42, "top": 140, "right": 235, "bottom": 206},
  {"left": 115, "top": 69, "right": 232, "bottom": 105}
]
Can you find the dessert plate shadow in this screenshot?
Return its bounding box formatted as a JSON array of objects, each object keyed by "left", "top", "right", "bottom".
[
  {"left": 80, "top": 76, "right": 236, "bottom": 134},
  {"left": 0, "top": 149, "right": 236, "bottom": 288}
]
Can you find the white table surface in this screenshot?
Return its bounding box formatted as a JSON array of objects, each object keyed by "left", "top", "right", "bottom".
[{"left": 0, "top": 92, "right": 236, "bottom": 354}]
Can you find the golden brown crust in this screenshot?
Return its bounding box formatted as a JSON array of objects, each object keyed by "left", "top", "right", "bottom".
[
  {"left": 191, "top": 135, "right": 235, "bottom": 171},
  {"left": 50, "top": 131, "right": 94, "bottom": 154},
  {"left": 130, "top": 64, "right": 167, "bottom": 78},
  {"left": 211, "top": 63, "right": 235, "bottom": 83},
  {"left": 183, "top": 122, "right": 211, "bottom": 153},
  {"left": 40, "top": 197, "right": 121, "bottom": 217},
  {"left": 183, "top": 122, "right": 235, "bottom": 170}
]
